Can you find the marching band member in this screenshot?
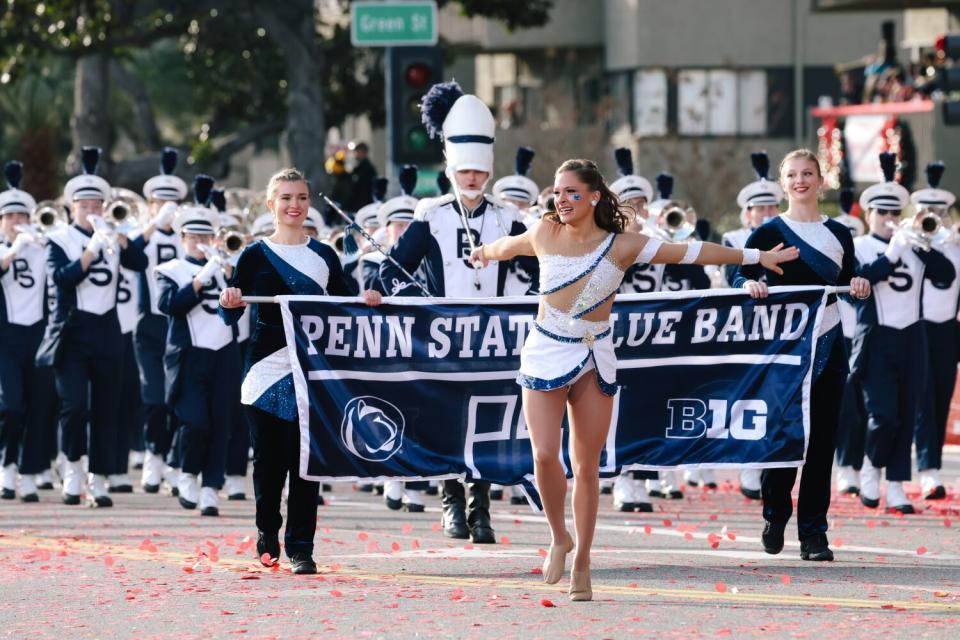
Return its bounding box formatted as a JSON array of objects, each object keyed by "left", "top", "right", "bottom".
[
  {"left": 156, "top": 196, "right": 238, "bottom": 516},
  {"left": 727, "top": 151, "right": 785, "bottom": 500},
  {"left": 36, "top": 146, "right": 148, "bottom": 507},
  {"left": 736, "top": 149, "right": 870, "bottom": 561},
  {"left": 833, "top": 188, "right": 868, "bottom": 496},
  {"left": 134, "top": 148, "right": 187, "bottom": 494},
  {"left": 911, "top": 161, "right": 959, "bottom": 500},
  {"left": 471, "top": 158, "right": 797, "bottom": 600},
  {"left": 850, "top": 153, "right": 954, "bottom": 514},
  {"left": 0, "top": 160, "right": 55, "bottom": 502},
  {"left": 302, "top": 207, "right": 326, "bottom": 241},
  {"left": 380, "top": 81, "right": 533, "bottom": 544},
  {"left": 609, "top": 147, "right": 657, "bottom": 512},
  {"left": 219, "top": 168, "right": 380, "bottom": 574}
]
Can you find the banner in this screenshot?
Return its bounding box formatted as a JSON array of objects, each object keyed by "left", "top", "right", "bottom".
[{"left": 279, "top": 287, "right": 828, "bottom": 487}]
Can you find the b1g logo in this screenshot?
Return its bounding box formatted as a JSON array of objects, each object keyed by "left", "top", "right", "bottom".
[
  {"left": 665, "top": 399, "right": 767, "bottom": 441},
  {"left": 340, "top": 396, "right": 405, "bottom": 462}
]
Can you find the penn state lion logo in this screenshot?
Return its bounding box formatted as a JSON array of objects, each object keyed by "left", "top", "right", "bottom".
[{"left": 340, "top": 396, "right": 405, "bottom": 462}]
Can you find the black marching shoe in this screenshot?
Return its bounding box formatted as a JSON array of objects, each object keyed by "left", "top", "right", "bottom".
[
  {"left": 108, "top": 485, "right": 134, "bottom": 494},
  {"left": 289, "top": 553, "right": 317, "bottom": 575},
  {"left": 357, "top": 483, "right": 374, "bottom": 493},
  {"left": 142, "top": 484, "right": 160, "bottom": 494},
  {"left": 467, "top": 483, "right": 496, "bottom": 544},
  {"left": 761, "top": 520, "right": 786, "bottom": 555},
  {"left": 424, "top": 484, "right": 439, "bottom": 496},
  {"left": 489, "top": 488, "right": 504, "bottom": 501},
  {"left": 317, "top": 494, "right": 326, "bottom": 507},
  {"left": 441, "top": 482, "right": 470, "bottom": 539},
  {"left": 62, "top": 493, "right": 81, "bottom": 505},
  {"left": 800, "top": 534, "right": 834, "bottom": 561},
  {"left": 90, "top": 495, "right": 113, "bottom": 508},
  {"left": 510, "top": 495, "right": 526, "bottom": 506},
  {"left": 201, "top": 506, "right": 219, "bottom": 516},
  {"left": 1, "top": 488, "right": 15, "bottom": 500},
  {"left": 740, "top": 486, "right": 761, "bottom": 500},
  {"left": 257, "top": 531, "right": 280, "bottom": 566},
  {"left": 21, "top": 493, "right": 39, "bottom": 503}
]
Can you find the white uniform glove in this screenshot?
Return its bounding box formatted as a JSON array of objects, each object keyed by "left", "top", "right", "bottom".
[
  {"left": 153, "top": 201, "right": 178, "bottom": 228},
  {"left": 195, "top": 259, "right": 221, "bottom": 286},
  {"left": 7, "top": 233, "right": 33, "bottom": 257},
  {"left": 884, "top": 230, "right": 911, "bottom": 263},
  {"left": 85, "top": 233, "right": 104, "bottom": 257}
]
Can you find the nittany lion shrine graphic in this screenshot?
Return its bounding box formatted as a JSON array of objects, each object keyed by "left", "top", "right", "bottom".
[{"left": 279, "top": 287, "right": 829, "bottom": 497}]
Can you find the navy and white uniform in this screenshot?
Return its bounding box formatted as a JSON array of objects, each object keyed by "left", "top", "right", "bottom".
[
  {"left": 916, "top": 241, "right": 960, "bottom": 471},
  {"left": 851, "top": 233, "right": 955, "bottom": 481},
  {"left": 157, "top": 256, "right": 239, "bottom": 489},
  {"left": 378, "top": 194, "right": 533, "bottom": 297},
  {"left": 735, "top": 215, "right": 855, "bottom": 540},
  {"left": 835, "top": 296, "right": 867, "bottom": 471},
  {"left": 37, "top": 223, "right": 148, "bottom": 475},
  {"left": 0, "top": 239, "right": 56, "bottom": 476},
  {"left": 220, "top": 237, "right": 356, "bottom": 556},
  {"left": 132, "top": 228, "right": 182, "bottom": 459}
]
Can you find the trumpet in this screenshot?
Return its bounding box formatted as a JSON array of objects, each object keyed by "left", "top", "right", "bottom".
[
  {"left": 654, "top": 204, "right": 697, "bottom": 242},
  {"left": 105, "top": 188, "right": 146, "bottom": 235},
  {"left": 885, "top": 210, "right": 942, "bottom": 250},
  {"left": 89, "top": 215, "right": 119, "bottom": 256},
  {"left": 217, "top": 228, "right": 246, "bottom": 256},
  {"left": 31, "top": 200, "right": 68, "bottom": 231}
]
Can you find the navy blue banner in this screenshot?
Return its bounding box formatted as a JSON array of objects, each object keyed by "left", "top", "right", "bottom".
[{"left": 279, "top": 287, "right": 828, "bottom": 487}]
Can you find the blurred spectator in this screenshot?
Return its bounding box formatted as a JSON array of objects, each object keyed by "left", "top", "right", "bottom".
[{"left": 347, "top": 141, "right": 378, "bottom": 212}]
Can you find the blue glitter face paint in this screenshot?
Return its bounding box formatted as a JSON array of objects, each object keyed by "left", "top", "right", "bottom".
[{"left": 571, "top": 193, "right": 583, "bottom": 201}]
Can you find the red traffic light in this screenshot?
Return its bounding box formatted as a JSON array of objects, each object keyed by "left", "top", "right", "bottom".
[{"left": 405, "top": 63, "right": 431, "bottom": 89}]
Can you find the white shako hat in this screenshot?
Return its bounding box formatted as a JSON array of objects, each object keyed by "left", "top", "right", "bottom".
[
  {"left": 859, "top": 152, "right": 910, "bottom": 211},
  {"left": 736, "top": 151, "right": 784, "bottom": 209},
  {"left": 142, "top": 147, "right": 188, "bottom": 202},
  {"left": 609, "top": 147, "right": 653, "bottom": 203},
  {"left": 379, "top": 165, "right": 419, "bottom": 227},
  {"left": 172, "top": 174, "right": 219, "bottom": 235},
  {"left": 355, "top": 177, "right": 388, "bottom": 229},
  {"left": 421, "top": 80, "right": 495, "bottom": 175},
  {"left": 250, "top": 212, "right": 276, "bottom": 237},
  {"left": 64, "top": 146, "right": 110, "bottom": 202},
  {"left": 835, "top": 188, "right": 865, "bottom": 236},
  {"left": 493, "top": 147, "right": 539, "bottom": 206},
  {"left": 0, "top": 160, "right": 37, "bottom": 215},
  {"left": 646, "top": 172, "right": 675, "bottom": 218},
  {"left": 911, "top": 161, "right": 956, "bottom": 210}
]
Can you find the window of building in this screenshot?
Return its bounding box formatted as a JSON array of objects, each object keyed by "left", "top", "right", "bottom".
[
  {"left": 633, "top": 69, "right": 668, "bottom": 136},
  {"left": 676, "top": 69, "right": 767, "bottom": 136}
]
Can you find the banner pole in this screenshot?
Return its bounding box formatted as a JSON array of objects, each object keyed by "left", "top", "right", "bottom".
[{"left": 240, "top": 296, "right": 280, "bottom": 304}]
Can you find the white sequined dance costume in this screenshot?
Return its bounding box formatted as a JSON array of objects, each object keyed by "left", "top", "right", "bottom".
[{"left": 518, "top": 233, "right": 658, "bottom": 396}]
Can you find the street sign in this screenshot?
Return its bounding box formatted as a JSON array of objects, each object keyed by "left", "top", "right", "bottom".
[{"left": 351, "top": 1, "right": 438, "bottom": 47}]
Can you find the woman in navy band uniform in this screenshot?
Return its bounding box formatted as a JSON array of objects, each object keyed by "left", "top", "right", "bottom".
[
  {"left": 219, "top": 168, "right": 381, "bottom": 575},
  {"left": 0, "top": 160, "right": 56, "bottom": 502},
  {"left": 37, "top": 146, "right": 148, "bottom": 507},
  {"left": 734, "top": 149, "right": 871, "bottom": 561}
]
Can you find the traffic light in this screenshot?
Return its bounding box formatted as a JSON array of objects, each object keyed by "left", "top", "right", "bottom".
[{"left": 390, "top": 46, "right": 443, "bottom": 165}]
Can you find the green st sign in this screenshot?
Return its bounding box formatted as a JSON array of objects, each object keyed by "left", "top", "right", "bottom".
[{"left": 351, "top": 1, "right": 438, "bottom": 47}]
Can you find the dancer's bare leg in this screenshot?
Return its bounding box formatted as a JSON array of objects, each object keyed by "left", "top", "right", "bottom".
[
  {"left": 566, "top": 374, "right": 614, "bottom": 574},
  {"left": 523, "top": 386, "right": 573, "bottom": 583}
]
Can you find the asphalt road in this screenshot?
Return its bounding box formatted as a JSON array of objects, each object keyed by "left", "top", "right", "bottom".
[{"left": 1, "top": 451, "right": 959, "bottom": 639}]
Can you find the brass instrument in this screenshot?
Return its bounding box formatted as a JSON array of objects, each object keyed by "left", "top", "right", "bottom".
[
  {"left": 656, "top": 204, "right": 697, "bottom": 242},
  {"left": 217, "top": 228, "right": 246, "bottom": 255},
  {"left": 885, "top": 210, "right": 942, "bottom": 250},
  {"left": 31, "top": 200, "right": 67, "bottom": 231},
  {"left": 105, "top": 188, "right": 147, "bottom": 235}
]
